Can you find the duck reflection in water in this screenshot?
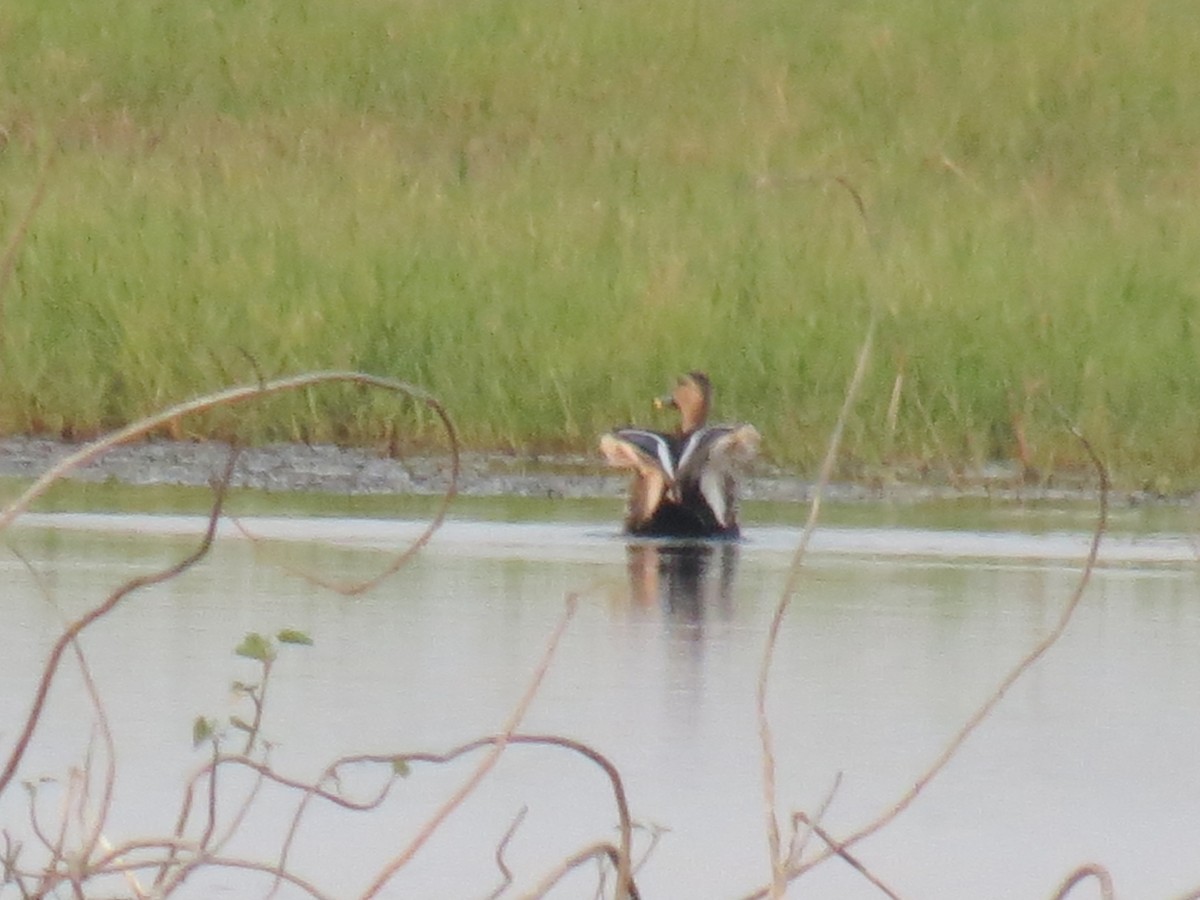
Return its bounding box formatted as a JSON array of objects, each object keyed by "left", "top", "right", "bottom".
[{"left": 626, "top": 540, "right": 739, "bottom": 624}]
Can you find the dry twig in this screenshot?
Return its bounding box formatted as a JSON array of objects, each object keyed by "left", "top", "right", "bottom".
[
  {"left": 1, "top": 371, "right": 461, "bottom": 898},
  {"left": 1048, "top": 863, "right": 1115, "bottom": 900},
  {"left": 741, "top": 419, "right": 1109, "bottom": 899},
  {"left": 0, "top": 371, "right": 457, "bottom": 533},
  {"left": 359, "top": 597, "right": 581, "bottom": 898},
  {"left": 756, "top": 322, "right": 876, "bottom": 896},
  {"left": 0, "top": 450, "right": 238, "bottom": 800},
  {"left": 486, "top": 805, "right": 529, "bottom": 900}
]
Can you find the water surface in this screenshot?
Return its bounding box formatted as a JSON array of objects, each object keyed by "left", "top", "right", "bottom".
[{"left": 2, "top": 507, "right": 1199, "bottom": 899}]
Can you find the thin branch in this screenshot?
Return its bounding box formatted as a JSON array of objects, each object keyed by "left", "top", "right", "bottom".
[
  {"left": 0, "top": 371, "right": 457, "bottom": 534},
  {"left": 71, "top": 678, "right": 117, "bottom": 884},
  {"left": 359, "top": 596, "right": 580, "bottom": 899},
  {"left": 165, "top": 854, "right": 337, "bottom": 900},
  {"left": 515, "top": 842, "right": 627, "bottom": 900},
  {"left": 46, "top": 770, "right": 77, "bottom": 891},
  {"left": 86, "top": 836, "right": 198, "bottom": 870},
  {"left": 387, "top": 733, "right": 640, "bottom": 899},
  {"left": 226, "top": 381, "right": 459, "bottom": 597},
  {"left": 740, "top": 419, "right": 1110, "bottom": 899},
  {"left": 798, "top": 815, "right": 903, "bottom": 900},
  {"left": 7, "top": 546, "right": 119, "bottom": 877},
  {"left": 155, "top": 743, "right": 277, "bottom": 896},
  {"left": 630, "top": 822, "right": 666, "bottom": 878},
  {"left": 22, "top": 783, "right": 57, "bottom": 858},
  {"left": 757, "top": 321, "right": 876, "bottom": 896},
  {"left": 1048, "top": 863, "right": 1115, "bottom": 900},
  {"left": 64, "top": 608, "right": 118, "bottom": 879},
  {"left": 163, "top": 747, "right": 402, "bottom": 893},
  {"left": 198, "top": 738, "right": 222, "bottom": 855},
  {"left": 240, "top": 660, "right": 274, "bottom": 756},
  {"left": 93, "top": 836, "right": 150, "bottom": 900},
  {"left": 485, "top": 805, "right": 529, "bottom": 900},
  {"left": 1, "top": 830, "right": 33, "bottom": 899},
  {"left": 786, "top": 771, "right": 841, "bottom": 868},
  {"left": 0, "top": 449, "right": 238, "bottom": 799},
  {"left": 808, "top": 424, "right": 1107, "bottom": 863}
]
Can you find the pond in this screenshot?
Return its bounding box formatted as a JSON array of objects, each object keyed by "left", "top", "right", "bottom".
[{"left": 2, "top": 496, "right": 1200, "bottom": 899}]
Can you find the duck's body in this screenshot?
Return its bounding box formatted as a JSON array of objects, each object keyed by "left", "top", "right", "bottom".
[{"left": 600, "top": 373, "right": 759, "bottom": 538}]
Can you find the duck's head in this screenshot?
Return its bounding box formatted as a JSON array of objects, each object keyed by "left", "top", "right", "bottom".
[{"left": 654, "top": 371, "right": 712, "bottom": 434}]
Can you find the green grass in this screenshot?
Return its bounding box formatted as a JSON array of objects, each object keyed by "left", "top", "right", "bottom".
[{"left": 1, "top": 0, "right": 1199, "bottom": 488}]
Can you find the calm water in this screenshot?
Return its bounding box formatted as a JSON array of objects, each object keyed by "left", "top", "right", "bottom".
[{"left": 3, "top": 507, "right": 1200, "bottom": 899}]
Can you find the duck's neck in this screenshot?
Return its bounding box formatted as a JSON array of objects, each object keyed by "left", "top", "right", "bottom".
[{"left": 677, "top": 405, "right": 708, "bottom": 435}]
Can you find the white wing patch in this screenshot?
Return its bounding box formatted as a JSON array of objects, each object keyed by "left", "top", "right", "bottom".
[
  {"left": 602, "top": 429, "right": 676, "bottom": 480},
  {"left": 699, "top": 468, "right": 729, "bottom": 526},
  {"left": 601, "top": 424, "right": 759, "bottom": 531},
  {"left": 600, "top": 431, "right": 675, "bottom": 528},
  {"left": 679, "top": 425, "right": 761, "bottom": 527}
]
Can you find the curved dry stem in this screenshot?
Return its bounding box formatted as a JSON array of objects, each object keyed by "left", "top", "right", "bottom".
[
  {"left": 359, "top": 596, "right": 581, "bottom": 899},
  {"left": 630, "top": 823, "right": 666, "bottom": 879},
  {"left": 23, "top": 784, "right": 57, "bottom": 860},
  {"left": 160, "top": 855, "right": 338, "bottom": 900},
  {"left": 160, "top": 752, "right": 405, "bottom": 896},
  {"left": 7, "top": 547, "right": 119, "bottom": 878},
  {"left": 155, "top": 744, "right": 222, "bottom": 889},
  {"left": 0, "top": 370, "right": 458, "bottom": 534},
  {"left": 70, "top": 662, "right": 117, "bottom": 881},
  {"left": 239, "top": 659, "right": 273, "bottom": 756},
  {"left": 740, "top": 421, "right": 1110, "bottom": 899},
  {"left": 236, "top": 750, "right": 404, "bottom": 898},
  {"left": 796, "top": 816, "right": 902, "bottom": 900},
  {"left": 1048, "top": 863, "right": 1115, "bottom": 900},
  {"left": 515, "top": 841, "right": 628, "bottom": 900},
  {"left": 386, "top": 733, "right": 639, "bottom": 898},
  {"left": 89, "top": 837, "right": 198, "bottom": 869},
  {"left": 203, "top": 743, "right": 272, "bottom": 861},
  {"left": 163, "top": 748, "right": 403, "bottom": 897},
  {"left": 227, "top": 380, "right": 459, "bottom": 596},
  {"left": 1, "top": 372, "right": 456, "bottom": 807},
  {"left": 753, "top": 172, "right": 879, "bottom": 898},
  {"left": 786, "top": 771, "right": 841, "bottom": 868},
  {"left": 485, "top": 805, "right": 529, "bottom": 900},
  {"left": 756, "top": 321, "right": 875, "bottom": 896},
  {"left": 0, "top": 450, "right": 237, "bottom": 800}
]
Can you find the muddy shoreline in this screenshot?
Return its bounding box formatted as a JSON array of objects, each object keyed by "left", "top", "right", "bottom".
[{"left": 0, "top": 435, "right": 1173, "bottom": 507}]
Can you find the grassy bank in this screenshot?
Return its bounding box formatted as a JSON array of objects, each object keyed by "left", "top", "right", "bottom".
[{"left": 1, "top": 0, "right": 1198, "bottom": 488}]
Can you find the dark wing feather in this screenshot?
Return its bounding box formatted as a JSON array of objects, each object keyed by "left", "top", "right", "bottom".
[{"left": 674, "top": 425, "right": 760, "bottom": 528}]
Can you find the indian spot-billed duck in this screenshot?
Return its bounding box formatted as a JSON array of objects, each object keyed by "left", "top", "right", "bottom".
[{"left": 599, "top": 372, "right": 760, "bottom": 538}]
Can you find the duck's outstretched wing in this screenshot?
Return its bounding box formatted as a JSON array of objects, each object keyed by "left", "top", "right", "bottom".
[
  {"left": 675, "top": 424, "right": 761, "bottom": 528},
  {"left": 601, "top": 429, "right": 675, "bottom": 476},
  {"left": 600, "top": 429, "right": 676, "bottom": 527}
]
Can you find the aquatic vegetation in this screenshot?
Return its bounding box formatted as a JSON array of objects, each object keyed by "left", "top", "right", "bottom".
[
  {"left": 0, "top": 0, "right": 1197, "bottom": 486},
  {"left": 0, "top": 367, "right": 1152, "bottom": 898}
]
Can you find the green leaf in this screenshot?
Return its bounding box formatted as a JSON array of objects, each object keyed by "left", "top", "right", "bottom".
[
  {"left": 391, "top": 757, "right": 410, "bottom": 777},
  {"left": 276, "top": 629, "right": 313, "bottom": 647},
  {"left": 192, "top": 716, "right": 216, "bottom": 747},
  {"left": 234, "top": 632, "right": 276, "bottom": 662}
]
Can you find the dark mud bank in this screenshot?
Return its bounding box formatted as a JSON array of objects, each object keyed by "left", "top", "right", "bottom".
[{"left": 0, "top": 436, "right": 1169, "bottom": 507}]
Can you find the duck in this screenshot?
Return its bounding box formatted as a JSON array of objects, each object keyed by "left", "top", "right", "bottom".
[{"left": 600, "top": 372, "right": 760, "bottom": 538}]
